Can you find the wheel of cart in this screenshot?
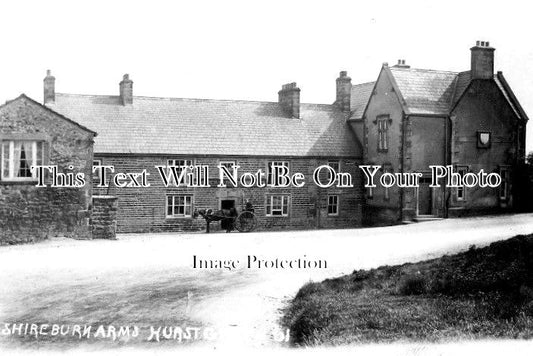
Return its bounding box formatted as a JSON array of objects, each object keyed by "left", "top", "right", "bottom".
[{"left": 233, "top": 211, "right": 257, "bottom": 232}]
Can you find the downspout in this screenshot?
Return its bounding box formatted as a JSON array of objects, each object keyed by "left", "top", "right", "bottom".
[
  {"left": 399, "top": 112, "right": 407, "bottom": 222},
  {"left": 444, "top": 115, "right": 452, "bottom": 218}
]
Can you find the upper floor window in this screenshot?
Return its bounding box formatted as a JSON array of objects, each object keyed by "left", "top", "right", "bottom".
[
  {"left": 377, "top": 115, "right": 390, "bottom": 152},
  {"left": 267, "top": 161, "right": 289, "bottom": 185},
  {"left": 168, "top": 159, "right": 193, "bottom": 184},
  {"left": 1, "top": 140, "right": 44, "bottom": 181},
  {"left": 327, "top": 160, "right": 340, "bottom": 182},
  {"left": 219, "top": 160, "right": 236, "bottom": 170},
  {"left": 93, "top": 159, "right": 102, "bottom": 184}
]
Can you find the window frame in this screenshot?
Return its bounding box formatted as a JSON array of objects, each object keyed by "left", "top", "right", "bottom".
[
  {"left": 499, "top": 166, "right": 510, "bottom": 201},
  {"left": 265, "top": 194, "right": 290, "bottom": 217},
  {"left": 219, "top": 160, "right": 236, "bottom": 176},
  {"left": 456, "top": 166, "right": 468, "bottom": 201},
  {"left": 167, "top": 159, "right": 194, "bottom": 185},
  {"left": 92, "top": 159, "right": 102, "bottom": 184},
  {"left": 382, "top": 165, "right": 392, "bottom": 201},
  {"left": 267, "top": 161, "right": 289, "bottom": 185},
  {"left": 327, "top": 195, "right": 339, "bottom": 216},
  {"left": 166, "top": 194, "right": 194, "bottom": 218},
  {"left": 327, "top": 160, "right": 340, "bottom": 183},
  {"left": 1, "top": 140, "right": 45, "bottom": 182},
  {"left": 376, "top": 115, "right": 390, "bottom": 152}
]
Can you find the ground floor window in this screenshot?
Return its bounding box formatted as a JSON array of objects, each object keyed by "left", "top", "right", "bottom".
[
  {"left": 1, "top": 140, "right": 44, "bottom": 181},
  {"left": 499, "top": 167, "right": 510, "bottom": 200},
  {"left": 266, "top": 195, "right": 289, "bottom": 216},
  {"left": 456, "top": 166, "right": 468, "bottom": 201},
  {"left": 383, "top": 166, "right": 392, "bottom": 201},
  {"left": 327, "top": 195, "right": 339, "bottom": 216},
  {"left": 166, "top": 195, "right": 193, "bottom": 218}
]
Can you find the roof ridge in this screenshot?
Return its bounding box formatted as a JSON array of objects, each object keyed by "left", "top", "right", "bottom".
[
  {"left": 55, "top": 92, "right": 334, "bottom": 107},
  {"left": 351, "top": 81, "right": 375, "bottom": 87},
  {"left": 389, "top": 67, "right": 460, "bottom": 74}
]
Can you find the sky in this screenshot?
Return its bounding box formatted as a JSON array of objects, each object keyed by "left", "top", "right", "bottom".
[{"left": 1, "top": 0, "right": 532, "bottom": 152}]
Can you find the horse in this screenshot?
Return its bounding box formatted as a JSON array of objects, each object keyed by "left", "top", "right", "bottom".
[{"left": 194, "top": 208, "right": 238, "bottom": 233}]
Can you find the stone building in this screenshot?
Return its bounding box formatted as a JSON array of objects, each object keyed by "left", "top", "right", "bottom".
[
  {"left": 1, "top": 40, "right": 526, "bottom": 240},
  {"left": 347, "top": 41, "right": 528, "bottom": 224},
  {"left": 0, "top": 94, "right": 96, "bottom": 244},
  {"left": 46, "top": 75, "right": 363, "bottom": 233}
]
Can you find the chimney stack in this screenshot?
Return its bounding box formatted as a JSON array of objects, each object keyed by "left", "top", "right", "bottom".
[
  {"left": 393, "top": 59, "right": 410, "bottom": 69},
  {"left": 471, "top": 40, "right": 495, "bottom": 79},
  {"left": 335, "top": 71, "right": 352, "bottom": 112},
  {"left": 119, "top": 74, "right": 133, "bottom": 105},
  {"left": 43, "top": 70, "right": 55, "bottom": 104},
  {"left": 278, "top": 82, "right": 300, "bottom": 119}
]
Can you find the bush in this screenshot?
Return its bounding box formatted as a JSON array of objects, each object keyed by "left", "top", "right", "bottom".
[
  {"left": 398, "top": 273, "right": 427, "bottom": 295},
  {"left": 294, "top": 282, "right": 327, "bottom": 301}
]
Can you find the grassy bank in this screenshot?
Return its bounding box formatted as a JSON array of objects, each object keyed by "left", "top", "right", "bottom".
[{"left": 283, "top": 234, "right": 533, "bottom": 346}]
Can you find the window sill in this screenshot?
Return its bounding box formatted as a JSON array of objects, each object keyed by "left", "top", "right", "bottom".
[
  {"left": 0, "top": 180, "right": 39, "bottom": 185},
  {"left": 165, "top": 216, "right": 193, "bottom": 219}
]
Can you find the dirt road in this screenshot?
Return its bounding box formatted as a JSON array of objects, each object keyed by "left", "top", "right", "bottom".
[{"left": 1, "top": 213, "right": 532, "bottom": 353}]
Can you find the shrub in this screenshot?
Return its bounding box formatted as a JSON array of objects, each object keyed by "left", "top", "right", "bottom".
[
  {"left": 294, "top": 282, "right": 327, "bottom": 301},
  {"left": 398, "top": 273, "right": 427, "bottom": 295}
]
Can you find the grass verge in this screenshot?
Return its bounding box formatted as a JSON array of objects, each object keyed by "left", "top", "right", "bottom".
[{"left": 283, "top": 234, "right": 533, "bottom": 346}]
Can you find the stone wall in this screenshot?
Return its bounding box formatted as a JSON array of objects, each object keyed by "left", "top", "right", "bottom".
[
  {"left": 0, "top": 95, "right": 95, "bottom": 244},
  {"left": 450, "top": 79, "right": 522, "bottom": 215},
  {"left": 93, "top": 155, "right": 364, "bottom": 233},
  {"left": 91, "top": 196, "right": 118, "bottom": 239}
]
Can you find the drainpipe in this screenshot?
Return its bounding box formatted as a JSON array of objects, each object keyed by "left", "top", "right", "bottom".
[
  {"left": 399, "top": 112, "right": 407, "bottom": 222},
  {"left": 444, "top": 115, "right": 452, "bottom": 218}
]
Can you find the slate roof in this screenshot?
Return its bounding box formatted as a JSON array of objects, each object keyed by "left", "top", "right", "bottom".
[
  {"left": 494, "top": 75, "right": 522, "bottom": 119},
  {"left": 48, "top": 94, "right": 358, "bottom": 157},
  {"left": 350, "top": 82, "right": 374, "bottom": 119},
  {"left": 350, "top": 66, "right": 528, "bottom": 121},
  {"left": 451, "top": 71, "right": 471, "bottom": 106},
  {"left": 388, "top": 67, "right": 458, "bottom": 115}
]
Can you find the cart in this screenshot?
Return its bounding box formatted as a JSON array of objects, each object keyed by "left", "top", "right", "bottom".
[{"left": 194, "top": 208, "right": 257, "bottom": 233}]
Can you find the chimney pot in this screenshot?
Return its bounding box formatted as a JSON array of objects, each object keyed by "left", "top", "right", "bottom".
[
  {"left": 392, "top": 59, "right": 410, "bottom": 69},
  {"left": 471, "top": 41, "right": 495, "bottom": 79},
  {"left": 278, "top": 82, "right": 300, "bottom": 119},
  {"left": 43, "top": 69, "right": 55, "bottom": 104}
]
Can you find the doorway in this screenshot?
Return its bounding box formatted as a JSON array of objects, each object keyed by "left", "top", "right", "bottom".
[
  {"left": 220, "top": 199, "right": 236, "bottom": 230},
  {"left": 417, "top": 177, "right": 433, "bottom": 216}
]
